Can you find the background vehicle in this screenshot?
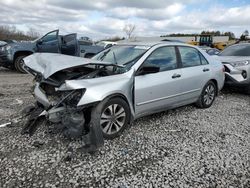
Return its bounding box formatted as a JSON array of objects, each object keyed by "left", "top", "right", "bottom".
[
  {"left": 96, "top": 41, "right": 117, "bottom": 49},
  {"left": 199, "top": 46, "right": 221, "bottom": 55},
  {"left": 79, "top": 37, "right": 105, "bottom": 58},
  {"left": 23, "top": 42, "right": 225, "bottom": 141},
  {"left": 0, "top": 30, "right": 104, "bottom": 73},
  {"left": 215, "top": 43, "right": 250, "bottom": 93},
  {"left": 188, "top": 34, "right": 228, "bottom": 50}
]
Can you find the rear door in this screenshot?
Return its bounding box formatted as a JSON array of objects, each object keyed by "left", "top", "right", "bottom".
[
  {"left": 36, "top": 30, "right": 59, "bottom": 53},
  {"left": 61, "top": 33, "right": 79, "bottom": 56},
  {"left": 134, "top": 46, "right": 183, "bottom": 116},
  {"left": 177, "top": 46, "right": 211, "bottom": 101}
]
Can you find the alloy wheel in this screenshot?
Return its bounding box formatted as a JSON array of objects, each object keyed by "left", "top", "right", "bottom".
[
  {"left": 100, "top": 104, "right": 126, "bottom": 135},
  {"left": 203, "top": 84, "right": 215, "bottom": 105}
]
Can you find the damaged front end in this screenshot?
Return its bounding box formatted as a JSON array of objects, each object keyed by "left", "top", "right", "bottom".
[{"left": 21, "top": 53, "right": 132, "bottom": 151}]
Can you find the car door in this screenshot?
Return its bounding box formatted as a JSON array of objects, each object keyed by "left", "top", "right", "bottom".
[
  {"left": 177, "top": 46, "right": 211, "bottom": 101},
  {"left": 36, "top": 30, "right": 59, "bottom": 53},
  {"left": 61, "top": 33, "right": 79, "bottom": 56},
  {"left": 134, "top": 46, "right": 183, "bottom": 117}
]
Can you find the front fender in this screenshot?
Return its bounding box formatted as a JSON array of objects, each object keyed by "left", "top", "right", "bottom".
[{"left": 58, "top": 71, "right": 135, "bottom": 117}]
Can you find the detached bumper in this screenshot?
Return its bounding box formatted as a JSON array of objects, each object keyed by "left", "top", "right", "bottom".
[
  {"left": 0, "top": 51, "right": 13, "bottom": 68},
  {"left": 225, "top": 74, "right": 250, "bottom": 87},
  {"left": 224, "top": 64, "right": 250, "bottom": 87}
]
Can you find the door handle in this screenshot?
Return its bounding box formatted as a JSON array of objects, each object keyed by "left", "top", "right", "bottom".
[
  {"left": 172, "top": 73, "right": 181, "bottom": 79},
  {"left": 203, "top": 68, "right": 210, "bottom": 72}
]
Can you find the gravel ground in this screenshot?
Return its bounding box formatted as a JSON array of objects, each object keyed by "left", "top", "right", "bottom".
[{"left": 0, "top": 67, "right": 250, "bottom": 188}]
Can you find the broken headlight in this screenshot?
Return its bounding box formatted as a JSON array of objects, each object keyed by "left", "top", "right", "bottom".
[
  {"left": 64, "top": 89, "right": 86, "bottom": 107},
  {"left": 229, "top": 60, "right": 249, "bottom": 67}
]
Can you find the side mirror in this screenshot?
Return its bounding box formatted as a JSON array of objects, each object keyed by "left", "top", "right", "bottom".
[
  {"left": 137, "top": 66, "right": 160, "bottom": 75},
  {"left": 37, "top": 39, "right": 43, "bottom": 45}
]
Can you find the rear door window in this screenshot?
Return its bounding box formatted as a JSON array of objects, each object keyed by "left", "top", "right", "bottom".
[
  {"left": 178, "top": 47, "right": 202, "bottom": 68},
  {"left": 200, "top": 53, "right": 209, "bottom": 65}
]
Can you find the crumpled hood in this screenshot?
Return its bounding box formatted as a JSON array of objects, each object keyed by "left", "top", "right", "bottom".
[
  {"left": 214, "top": 56, "right": 250, "bottom": 63},
  {"left": 24, "top": 53, "right": 112, "bottom": 79}
]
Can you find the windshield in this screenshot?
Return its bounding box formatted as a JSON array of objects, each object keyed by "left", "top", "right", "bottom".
[
  {"left": 219, "top": 44, "right": 250, "bottom": 56},
  {"left": 92, "top": 45, "right": 149, "bottom": 72}
]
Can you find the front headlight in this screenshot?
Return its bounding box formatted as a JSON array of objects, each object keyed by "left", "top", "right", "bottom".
[
  {"left": 229, "top": 60, "right": 249, "bottom": 67},
  {"left": 63, "top": 89, "right": 86, "bottom": 107},
  {"left": 0, "top": 45, "right": 11, "bottom": 52}
]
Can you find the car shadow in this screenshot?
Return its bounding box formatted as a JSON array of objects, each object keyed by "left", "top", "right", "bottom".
[{"left": 221, "top": 85, "right": 250, "bottom": 96}]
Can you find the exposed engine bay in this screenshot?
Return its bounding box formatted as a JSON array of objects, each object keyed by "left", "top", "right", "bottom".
[{"left": 22, "top": 64, "right": 125, "bottom": 152}]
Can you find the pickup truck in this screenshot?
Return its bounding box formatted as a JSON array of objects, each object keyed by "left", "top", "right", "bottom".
[{"left": 0, "top": 30, "right": 104, "bottom": 73}]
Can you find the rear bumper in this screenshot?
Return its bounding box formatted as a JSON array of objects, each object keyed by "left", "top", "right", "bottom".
[{"left": 0, "top": 51, "right": 13, "bottom": 68}]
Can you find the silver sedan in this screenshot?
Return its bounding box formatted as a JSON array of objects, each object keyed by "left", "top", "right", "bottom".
[{"left": 23, "top": 42, "right": 225, "bottom": 140}]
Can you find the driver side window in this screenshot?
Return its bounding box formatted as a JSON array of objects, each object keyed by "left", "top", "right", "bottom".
[
  {"left": 142, "top": 46, "right": 178, "bottom": 72},
  {"left": 42, "top": 31, "right": 58, "bottom": 43}
]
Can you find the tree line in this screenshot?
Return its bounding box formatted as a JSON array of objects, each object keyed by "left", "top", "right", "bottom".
[
  {"left": 161, "top": 30, "right": 236, "bottom": 40},
  {"left": 0, "top": 25, "right": 40, "bottom": 41}
]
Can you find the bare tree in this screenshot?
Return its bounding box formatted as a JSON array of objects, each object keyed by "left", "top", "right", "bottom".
[
  {"left": 0, "top": 25, "right": 37, "bottom": 41},
  {"left": 123, "top": 23, "right": 136, "bottom": 39},
  {"left": 26, "top": 28, "right": 40, "bottom": 38}
]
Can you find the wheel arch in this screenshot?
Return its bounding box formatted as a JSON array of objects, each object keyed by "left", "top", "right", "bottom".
[
  {"left": 209, "top": 79, "right": 218, "bottom": 95},
  {"left": 14, "top": 51, "right": 33, "bottom": 62},
  {"left": 100, "top": 93, "right": 134, "bottom": 123}
]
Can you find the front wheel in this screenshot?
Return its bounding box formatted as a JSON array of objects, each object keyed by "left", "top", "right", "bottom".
[
  {"left": 14, "top": 55, "right": 28, "bottom": 73},
  {"left": 91, "top": 97, "right": 131, "bottom": 140},
  {"left": 196, "top": 81, "right": 216, "bottom": 108}
]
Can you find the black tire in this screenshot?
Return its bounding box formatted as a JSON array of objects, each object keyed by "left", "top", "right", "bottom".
[
  {"left": 196, "top": 81, "right": 216, "bottom": 108},
  {"left": 14, "top": 55, "right": 28, "bottom": 73},
  {"left": 90, "top": 97, "right": 131, "bottom": 140}
]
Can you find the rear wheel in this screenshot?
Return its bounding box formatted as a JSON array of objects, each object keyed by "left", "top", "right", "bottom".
[
  {"left": 196, "top": 81, "right": 216, "bottom": 108},
  {"left": 14, "top": 55, "right": 28, "bottom": 73}
]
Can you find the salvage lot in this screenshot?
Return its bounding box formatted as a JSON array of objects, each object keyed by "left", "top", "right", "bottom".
[{"left": 0, "top": 67, "right": 250, "bottom": 187}]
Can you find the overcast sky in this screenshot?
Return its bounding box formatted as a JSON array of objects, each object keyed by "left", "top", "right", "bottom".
[{"left": 0, "top": 0, "right": 249, "bottom": 39}]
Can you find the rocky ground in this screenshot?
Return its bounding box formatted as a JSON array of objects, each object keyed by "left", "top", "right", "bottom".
[{"left": 0, "top": 67, "right": 249, "bottom": 188}]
